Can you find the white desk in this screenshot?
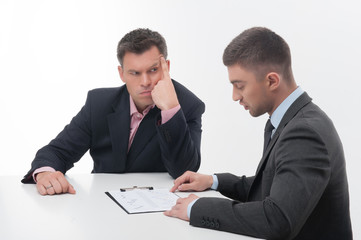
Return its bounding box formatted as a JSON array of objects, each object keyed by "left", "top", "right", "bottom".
[{"left": 0, "top": 173, "right": 261, "bottom": 240}]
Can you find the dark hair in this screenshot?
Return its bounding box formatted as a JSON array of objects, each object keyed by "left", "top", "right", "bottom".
[
  {"left": 116, "top": 28, "right": 167, "bottom": 66},
  {"left": 223, "top": 27, "right": 293, "bottom": 81}
]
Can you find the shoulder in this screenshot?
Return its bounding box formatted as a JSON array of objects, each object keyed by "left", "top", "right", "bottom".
[
  {"left": 281, "top": 92, "right": 334, "bottom": 137},
  {"left": 172, "top": 80, "right": 200, "bottom": 101},
  {"left": 281, "top": 100, "right": 340, "bottom": 150},
  {"left": 88, "top": 85, "right": 125, "bottom": 99},
  {"left": 172, "top": 79, "right": 205, "bottom": 114},
  {"left": 84, "top": 85, "right": 128, "bottom": 112},
  {"left": 86, "top": 85, "right": 126, "bottom": 103},
  {"left": 294, "top": 101, "right": 333, "bottom": 131}
]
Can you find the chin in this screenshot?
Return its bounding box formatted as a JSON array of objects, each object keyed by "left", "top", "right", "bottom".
[
  {"left": 249, "top": 111, "right": 261, "bottom": 118},
  {"left": 142, "top": 100, "right": 154, "bottom": 106}
]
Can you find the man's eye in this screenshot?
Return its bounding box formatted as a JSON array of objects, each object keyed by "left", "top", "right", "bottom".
[
  {"left": 130, "top": 71, "right": 139, "bottom": 75},
  {"left": 150, "top": 68, "right": 158, "bottom": 72},
  {"left": 234, "top": 83, "right": 244, "bottom": 89}
]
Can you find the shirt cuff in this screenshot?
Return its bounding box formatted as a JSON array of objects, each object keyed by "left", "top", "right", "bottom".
[
  {"left": 187, "top": 175, "right": 218, "bottom": 218},
  {"left": 211, "top": 175, "right": 219, "bottom": 190},
  {"left": 187, "top": 198, "right": 198, "bottom": 219},
  {"left": 161, "top": 105, "right": 181, "bottom": 124},
  {"left": 32, "top": 166, "right": 56, "bottom": 182}
]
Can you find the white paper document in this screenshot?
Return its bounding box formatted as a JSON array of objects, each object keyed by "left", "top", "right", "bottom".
[{"left": 106, "top": 188, "right": 179, "bottom": 214}]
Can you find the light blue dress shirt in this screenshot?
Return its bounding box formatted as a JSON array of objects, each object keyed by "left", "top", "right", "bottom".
[
  {"left": 187, "top": 87, "right": 304, "bottom": 218},
  {"left": 269, "top": 86, "right": 304, "bottom": 137}
]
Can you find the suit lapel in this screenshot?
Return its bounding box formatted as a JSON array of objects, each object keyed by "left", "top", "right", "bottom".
[
  {"left": 126, "top": 107, "right": 160, "bottom": 169},
  {"left": 255, "top": 92, "right": 313, "bottom": 176},
  {"left": 256, "top": 132, "right": 280, "bottom": 174},
  {"left": 107, "top": 88, "right": 130, "bottom": 173}
]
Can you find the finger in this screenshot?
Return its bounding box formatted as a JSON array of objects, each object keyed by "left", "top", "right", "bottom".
[
  {"left": 188, "top": 193, "right": 199, "bottom": 200},
  {"left": 50, "top": 179, "right": 63, "bottom": 194},
  {"left": 170, "top": 182, "right": 181, "bottom": 192},
  {"left": 68, "top": 184, "right": 76, "bottom": 194},
  {"left": 57, "top": 175, "right": 71, "bottom": 193},
  {"left": 177, "top": 182, "right": 196, "bottom": 191},
  {"left": 164, "top": 204, "right": 189, "bottom": 221},
  {"left": 170, "top": 175, "right": 189, "bottom": 192},
  {"left": 170, "top": 177, "right": 183, "bottom": 192},
  {"left": 37, "top": 183, "right": 47, "bottom": 196},
  {"left": 164, "top": 204, "right": 179, "bottom": 216},
  {"left": 164, "top": 210, "right": 174, "bottom": 217},
  {"left": 55, "top": 173, "right": 76, "bottom": 194},
  {"left": 173, "top": 171, "right": 194, "bottom": 190},
  {"left": 160, "top": 56, "right": 170, "bottom": 80},
  {"left": 46, "top": 184, "right": 56, "bottom": 195}
]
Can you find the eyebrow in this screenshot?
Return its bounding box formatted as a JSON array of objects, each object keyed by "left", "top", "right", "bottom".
[
  {"left": 148, "top": 62, "right": 159, "bottom": 69},
  {"left": 127, "top": 69, "right": 139, "bottom": 73},
  {"left": 230, "top": 80, "right": 245, "bottom": 84},
  {"left": 127, "top": 62, "right": 160, "bottom": 73}
]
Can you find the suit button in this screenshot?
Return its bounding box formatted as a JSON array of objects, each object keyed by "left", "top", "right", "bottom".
[
  {"left": 210, "top": 222, "right": 215, "bottom": 228},
  {"left": 201, "top": 220, "right": 205, "bottom": 226}
]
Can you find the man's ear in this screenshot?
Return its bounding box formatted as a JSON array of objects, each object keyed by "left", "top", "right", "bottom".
[
  {"left": 266, "top": 72, "right": 280, "bottom": 91},
  {"left": 166, "top": 59, "right": 170, "bottom": 72},
  {"left": 118, "top": 66, "right": 125, "bottom": 83}
]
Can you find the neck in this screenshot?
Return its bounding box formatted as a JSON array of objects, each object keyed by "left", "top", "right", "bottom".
[{"left": 268, "top": 82, "right": 297, "bottom": 116}]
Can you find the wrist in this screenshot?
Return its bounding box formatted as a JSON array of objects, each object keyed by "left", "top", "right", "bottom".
[
  {"left": 35, "top": 171, "right": 48, "bottom": 182},
  {"left": 210, "top": 175, "right": 219, "bottom": 190},
  {"left": 161, "top": 99, "right": 179, "bottom": 111},
  {"left": 33, "top": 166, "right": 56, "bottom": 182},
  {"left": 187, "top": 199, "right": 198, "bottom": 219},
  {"left": 207, "top": 175, "right": 214, "bottom": 189}
]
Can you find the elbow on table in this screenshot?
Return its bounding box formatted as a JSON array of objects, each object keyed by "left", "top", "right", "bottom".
[{"left": 167, "top": 153, "right": 201, "bottom": 179}]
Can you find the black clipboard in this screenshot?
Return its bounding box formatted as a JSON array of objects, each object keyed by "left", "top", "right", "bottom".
[{"left": 105, "top": 186, "right": 179, "bottom": 214}]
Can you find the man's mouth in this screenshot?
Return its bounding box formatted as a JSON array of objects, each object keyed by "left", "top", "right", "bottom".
[
  {"left": 140, "top": 90, "right": 152, "bottom": 95},
  {"left": 239, "top": 101, "right": 249, "bottom": 110}
]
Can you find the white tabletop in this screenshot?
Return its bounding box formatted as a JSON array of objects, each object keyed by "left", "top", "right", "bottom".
[{"left": 0, "top": 173, "right": 261, "bottom": 240}]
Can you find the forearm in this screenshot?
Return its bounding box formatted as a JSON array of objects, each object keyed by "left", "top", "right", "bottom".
[
  {"left": 157, "top": 108, "right": 202, "bottom": 178},
  {"left": 22, "top": 143, "right": 81, "bottom": 183},
  {"left": 216, "top": 173, "right": 254, "bottom": 202},
  {"left": 23, "top": 100, "right": 92, "bottom": 183},
  {"left": 32, "top": 143, "right": 79, "bottom": 173},
  {"left": 190, "top": 197, "right": 290, "bottom": 239}
]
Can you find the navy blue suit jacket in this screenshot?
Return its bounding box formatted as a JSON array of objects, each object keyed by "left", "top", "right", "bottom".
[{"left": 22, "top": 80, "right": 205, "bottom": 183}]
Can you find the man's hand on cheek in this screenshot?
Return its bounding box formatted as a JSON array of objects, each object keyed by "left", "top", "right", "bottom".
[{"left": 151, "top": 57, "right": 179, "bottom": 110}]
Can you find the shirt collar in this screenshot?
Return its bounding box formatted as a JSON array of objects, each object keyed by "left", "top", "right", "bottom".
[
  {"left": 129, "top": 95, "right": 155, "bottom": 116},
  {"left": 270, "top": 86, "right": 304, "bottom": 130}
]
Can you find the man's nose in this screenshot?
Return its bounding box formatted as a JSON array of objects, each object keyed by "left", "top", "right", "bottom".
[
  {"left": 232, "top": 87, "right": 242, "bottom": 101},
  {"left": 141, "top": 74, "right": 151, "bottom": 87}
]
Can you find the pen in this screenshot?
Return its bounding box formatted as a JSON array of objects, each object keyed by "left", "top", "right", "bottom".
[{"left": 120, "top": 186, "right": 154, "bottom": 192}]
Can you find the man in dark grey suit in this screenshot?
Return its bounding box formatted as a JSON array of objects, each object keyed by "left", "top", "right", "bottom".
[
  {"left": 22, "top": 29, "right": 205, "bottom": 196},
  {"left": 165, "top": 27, "right": 352, "bottom": 239}
]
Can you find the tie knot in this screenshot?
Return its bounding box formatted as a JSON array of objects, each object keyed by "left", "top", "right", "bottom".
[{"left": 265, "top": 119, "right": 274, "bottom": 133}]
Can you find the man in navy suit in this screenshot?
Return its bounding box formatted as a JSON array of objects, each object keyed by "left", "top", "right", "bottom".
[
  {"left": 165, "top": 27, "right": 352, "bottom": 239},
  {"left": 22, "top": 28, "right": 205, "bottom": 196}
]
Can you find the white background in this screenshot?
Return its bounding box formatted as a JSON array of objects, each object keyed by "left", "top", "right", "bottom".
[{"left": 1, "top": 0, "right": 360, "bottom": 237}]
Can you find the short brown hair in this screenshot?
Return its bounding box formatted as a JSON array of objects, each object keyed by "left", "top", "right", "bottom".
[
  {"left": 223, "top": 27, "right": 293, "bottom": 81},
  {"left": 117, "top": 28, "right": 168, "bottom": 66}
]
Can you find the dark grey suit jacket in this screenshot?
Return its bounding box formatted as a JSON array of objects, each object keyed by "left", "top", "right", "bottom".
[
  {"left": 190, "top": 92, "right": 352, "bottom": 240},
  {"left": 22, "top": 80, "right": 205, "bottom": 183}
]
